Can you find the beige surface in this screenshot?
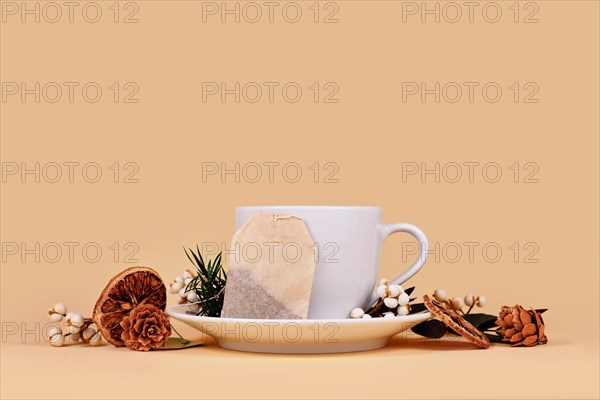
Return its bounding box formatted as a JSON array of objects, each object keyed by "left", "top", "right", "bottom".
[
  {"left": 1, "top": 326, "right": 599, "bottom": 399},
  {"left": 1, "top": 1, "right": 599, "bottom": 399}
]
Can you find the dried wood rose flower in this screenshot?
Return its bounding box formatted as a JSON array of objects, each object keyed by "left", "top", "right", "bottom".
[{"left": 120, "top": 304, "right": 172, "bottom": 351}]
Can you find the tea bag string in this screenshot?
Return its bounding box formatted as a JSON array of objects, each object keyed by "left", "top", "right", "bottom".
[{"left": 273, "top": 213, "right": 300, "bottom": 226}]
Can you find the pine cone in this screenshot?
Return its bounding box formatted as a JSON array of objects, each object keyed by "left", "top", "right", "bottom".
[
  {"left": 120, "top": 304, "right": 172, "bottom": 351},
  {"left": 496, "top": 305, "right": 547, "bottom": 347}
]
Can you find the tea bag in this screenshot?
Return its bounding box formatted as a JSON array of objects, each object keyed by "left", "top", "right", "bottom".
[{"left": 221, "top": 212, "right": 316, "bottom": 319}]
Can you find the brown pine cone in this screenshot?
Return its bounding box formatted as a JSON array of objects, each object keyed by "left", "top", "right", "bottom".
[
  {"left": 496, "top": 305, "right": 547, "bottom": 347},
  {"left": 120, "top": 304, "right": 172, "bottom": 351}
]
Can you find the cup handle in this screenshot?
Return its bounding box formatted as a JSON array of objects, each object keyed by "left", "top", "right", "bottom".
[
  {"left": 369, "top": 223, "right": 428, "bottom": 305},
  {"left": 383, "top": 223, "right": 428, "bottom": 285}
]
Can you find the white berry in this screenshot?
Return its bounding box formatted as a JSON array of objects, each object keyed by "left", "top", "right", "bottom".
[
  {"left": 350, "top": 308, "right": 365, "bottom": 318},
  {"left": 47, "top": 325, "right": 62, "bottom": 338},
  {"left": 384, "top": 297, "right": 399, "bottom": 309},
  {"left": 183, "top": 270, "right": 193, "bottom": 279},
  {"left": 70, "top": 314, "right": 84, "bottom": 327},
  {"left": 89, "top": 332, "right": 102, "bottom": 346},
  {"left": 383, "top": 312, "right": 395, "bottom": 318},
  {"left": 377, "top": 278, "right": 389, "bottom": 286},
  {"left": 170, "top": 281, "right": 183, "bottom": 294},
  {"left": 451, "top": 297, "right": 464, "bottom": 310},
  {"left": 186, "top": 291, "right": 199, "bottom": 302},
  {"left": 82, "top": 325, "right": 98, "bottom": 341},
  {"left": 53, "top": 303, "right": 67, "bottom": 315},
  {"left": 175, "top": 276, "right": 184, "bottom": 284},
  {"left": 388, "top": 285, "right": 401, "bottom": 297},
  {"left": 184, "top": 277, "right": 193, "bottom": 286},
  {"left": 64, "top": 312, "right": 74, "bottom": 325},
  {"left": 68, "top": 325, "right": 81, "bottom": 334},
  {"left": 49, "top": 313, "right": 63, "bottom": 323},
  {"left": 398, "top": 292, "right": 410, "bottom": 306},
  {"left": 477, "top": 295, "right": 486, "bottom": 307},
  {"left": 362, "top": 314, "right": 372, "bottom": 319},
  {"left": 178, "top": 288, "right": 187, "bottom": 298},
  {"left": 50, "top": 333, "right": 64, "bottom": 347},
  {"left": 397, "top": 305, "right": 409, "bottom": 316},
  {"left": 376, "top": 285, "right": 388, "bottom": 299},
  {"left": 434, "top": 288, "right": 447, "bottom": 302},
  {"left": 65, "top": 332, "right": 80, "bottom": 345},
  {"left": 464, "top": 294, "right": 474, "bottom": 307}
]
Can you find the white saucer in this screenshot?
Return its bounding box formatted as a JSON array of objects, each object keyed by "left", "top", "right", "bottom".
[{"left": 167, "top": 304, "right": 432, "bottom": 354}]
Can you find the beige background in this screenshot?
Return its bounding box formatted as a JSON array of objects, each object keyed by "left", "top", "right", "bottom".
[{"left": 1, "top": 1, "right": 598, "bottom": 399}]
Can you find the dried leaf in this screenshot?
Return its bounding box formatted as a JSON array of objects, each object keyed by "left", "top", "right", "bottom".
[
  {"left": 411, "top": 319, "right": 448, "bottom": 339},
  {"left": 409, "top": 303, "right": 427, "bottom": 314},
  {"left": 486, "top": 326, "right": 505, "bottom": 345},
  {"left": 486, "top": 333, "right": 506, "bottom": 343},
  {"left": 463, "top": 313, "right": 498, "bottom": 331},
  {"left": 156, "top": 337, "right": 204, "bottom": 351}
]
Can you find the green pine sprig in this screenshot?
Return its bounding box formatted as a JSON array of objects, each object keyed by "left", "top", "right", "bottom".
[{"left": 183, "top": 246, "right": 227, "bottom": 317}]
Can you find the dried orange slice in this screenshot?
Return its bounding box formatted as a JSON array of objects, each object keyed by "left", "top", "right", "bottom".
[
  {"left": 93, "top": 267, "right": 167, "bottom": 347},
  {"left": 423, "top": 294, "right": 490, "bottom": 349}
]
